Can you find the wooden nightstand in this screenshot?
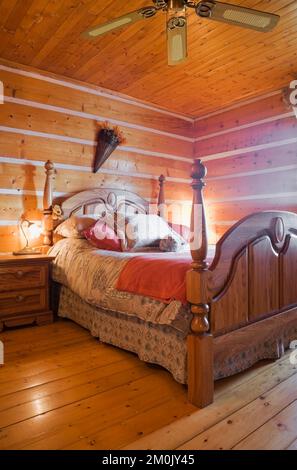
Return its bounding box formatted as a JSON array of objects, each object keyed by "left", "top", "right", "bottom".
[{"left": 0, "top": 254, "right": 55, "bottom": 331}]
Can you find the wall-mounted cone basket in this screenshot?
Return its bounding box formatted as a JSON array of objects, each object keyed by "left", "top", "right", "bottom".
[{"left": 93, "top": 126, "right": 125, "bottom": 173}]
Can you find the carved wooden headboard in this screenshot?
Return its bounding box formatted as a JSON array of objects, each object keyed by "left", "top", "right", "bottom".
[
  {"left": 42, "top": 160, "right": 166, "bottom": 247},
  {"left": 57, "top": 188, "right": 150, "bottom": 219}
]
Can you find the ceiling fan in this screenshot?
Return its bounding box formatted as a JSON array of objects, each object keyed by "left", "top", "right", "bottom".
[{"left": 83, "top": 0, "right": 280, "bottom": 66}]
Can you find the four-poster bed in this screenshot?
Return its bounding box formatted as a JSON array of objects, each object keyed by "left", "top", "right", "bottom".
[{"left": 42, "top": 159, "right": 297, "bottom": 408}]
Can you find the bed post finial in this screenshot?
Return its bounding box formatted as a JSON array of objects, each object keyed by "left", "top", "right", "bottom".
[
  {"left": 158, "top": 174, "right": 166, "bottom": 218},
  {"left": 190, "top": 159, "right": 208, "bottom": 270},
  {"left": 187, "top": 158, "right": 214, "bottom": 408},
  {"left": 43, "top": 160, "right": 54, "bottom": 247}
]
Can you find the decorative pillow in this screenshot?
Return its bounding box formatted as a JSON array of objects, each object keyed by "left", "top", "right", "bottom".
[
  {"left": 169, "top": 222, "right": 191, "bottom": 243},
  {"left": 123, "top": 214, "right": 185, "bottom": 251},
  {"left": 84, "top": 220, "right": 122, "bottom": 252},
  {"left": 54, "top": 214, "right": 98, "bottom": 239},
  {"left": 159, "top": 236, "right": 180, "bottom": 252}
]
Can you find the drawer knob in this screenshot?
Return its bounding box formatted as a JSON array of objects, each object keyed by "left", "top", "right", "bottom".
[
  {"left": 15, "top": 295, "right": 25, "bottom": 303},
  {"left": 15, "top": 271, "right": 25, "bottom": 279}
]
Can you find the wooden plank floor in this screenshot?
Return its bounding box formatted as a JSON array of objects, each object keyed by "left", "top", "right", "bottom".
[{"left": 0, "top": 319, "right": 297, "bottom": 450}]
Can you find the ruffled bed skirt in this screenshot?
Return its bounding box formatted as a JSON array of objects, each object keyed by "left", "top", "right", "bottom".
[
  {"left": 58, "top": 286, "right": 297, "bottom": 384},
  {"left": 58, "top": 286, "right": 188, "bottom": 384}
]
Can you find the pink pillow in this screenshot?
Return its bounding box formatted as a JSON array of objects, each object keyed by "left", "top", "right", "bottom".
[
  {"left": 84, "top": 220, "right": 122, "bottom": 252},
  {"left": 169, "top": 223, "right": 191, "bottom": 243}
]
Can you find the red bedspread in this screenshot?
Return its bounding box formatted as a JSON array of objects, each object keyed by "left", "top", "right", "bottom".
[{"left": 116, "top": 254, "right": 192, "bottom": 304}]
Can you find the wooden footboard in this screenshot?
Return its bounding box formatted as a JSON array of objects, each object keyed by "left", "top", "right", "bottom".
[
  {"left": 209, "top": 212, "right": 297, "bottom": 336},
  {"left": 187, "top": 159, "right": 297, "bottom": 408}
]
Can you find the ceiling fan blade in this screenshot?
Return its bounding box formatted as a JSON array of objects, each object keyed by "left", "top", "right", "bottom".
[
  {"left": 167, "top": 15, "right": 187, "bottom": 66},
  {"left": 196, "top": 1, "right": 280, "bottom": 32},
  {"left": 83, "top": 7, "right": 157, "bottom": 39}
]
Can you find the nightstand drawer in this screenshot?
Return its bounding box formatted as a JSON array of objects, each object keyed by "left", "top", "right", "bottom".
[
  {"left": 0, "top": 265, "right": 47, "bottom": 292},
  {"left": 0, "top": 289, "right": 47, "bottom": 316}
]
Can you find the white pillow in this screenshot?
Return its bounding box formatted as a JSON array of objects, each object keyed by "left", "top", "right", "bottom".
[{"left": 54, "top": 214, "right": 98, "bottom": 239}]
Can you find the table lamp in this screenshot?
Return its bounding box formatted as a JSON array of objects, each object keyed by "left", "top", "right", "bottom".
[{"left": 13, "top": 219, "right": 42, "bottom": 256}]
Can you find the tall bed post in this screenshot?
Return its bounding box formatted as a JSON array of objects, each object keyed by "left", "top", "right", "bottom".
[
  {"left": 186, "top": 159, "right": 214, "bottom": 408},
  {"left": 43, "top": 160, "right": 54, "bottom": 247},
  {"left": 158, "top": 174, "right": 166, "bottom": 217}
]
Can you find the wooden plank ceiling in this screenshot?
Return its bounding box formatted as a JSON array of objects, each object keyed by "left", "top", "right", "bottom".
[{"left": 0, "top": 0, "right": 296, "bottom": 117}]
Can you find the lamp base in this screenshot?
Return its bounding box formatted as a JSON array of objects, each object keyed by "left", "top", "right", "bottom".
[{"left": 13, "top": 247, "right": 42, "bottom": 256}]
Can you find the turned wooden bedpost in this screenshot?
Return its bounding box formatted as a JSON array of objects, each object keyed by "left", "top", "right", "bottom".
[
  {"left": 158, "top": 174, "right": 166, "bottom": 218},
  {"left": 43, "top": 160, "right": 54, "bottom": 247},
  {"left": 186, "top": 159, "right": 214, "bottom": 408}
]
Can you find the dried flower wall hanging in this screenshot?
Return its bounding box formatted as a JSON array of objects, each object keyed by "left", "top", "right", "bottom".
[{"left": 93, "top": 122, "right": 126, "bottom": 173}]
